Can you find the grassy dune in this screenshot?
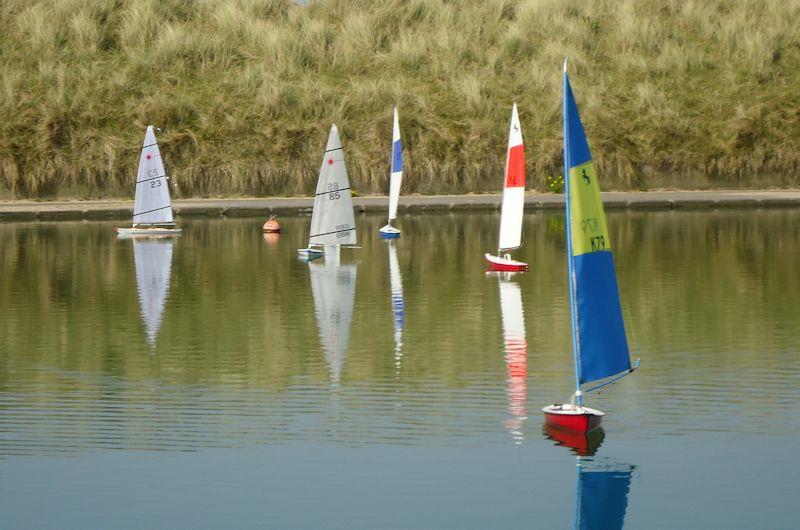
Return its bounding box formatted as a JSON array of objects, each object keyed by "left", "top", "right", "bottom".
[{"left": 1, "top": 0, "right": 799, "bottom": 198}]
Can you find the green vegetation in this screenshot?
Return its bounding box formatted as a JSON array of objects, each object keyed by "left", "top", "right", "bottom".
[{"left": 1, "top": 0, "right": 799, "bottom": 198}]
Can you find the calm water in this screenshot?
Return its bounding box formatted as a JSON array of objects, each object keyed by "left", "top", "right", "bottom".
[{"left": 1, "top": 210, "right": 798, "bottom": 529}]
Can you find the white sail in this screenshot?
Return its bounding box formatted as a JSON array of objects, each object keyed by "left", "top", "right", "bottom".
[
  {"left": 133, "top": 126, "right": 174, "bottom": 226},
  {"left": 497, "top": 103, "right": 525, "bottom": 252},
  {"left": 133, "top": 238, "right": 174, "bottom": 347},
  {"left": 308, "top": 125, "right": 357, "bottom": 247},
  {"left": 387, "top": 240, "right": 404, "bottom": 370},
  {"left": 498, "top": 277, "right": 527, "bottom": 443},
  {"left": 309, "top": 258, "right": 357, "bottom": 383},
  {"left": 388, "top": 107, "right": 403, "bottom": 222}
]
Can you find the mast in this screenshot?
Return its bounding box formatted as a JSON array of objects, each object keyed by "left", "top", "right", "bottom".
[{"left": 563, "top": 59, "right": 583, "bottom": 406}]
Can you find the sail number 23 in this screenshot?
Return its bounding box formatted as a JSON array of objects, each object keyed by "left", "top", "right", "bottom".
[{"left": 327, "top": 182, "right": 341, "bottom": 200}]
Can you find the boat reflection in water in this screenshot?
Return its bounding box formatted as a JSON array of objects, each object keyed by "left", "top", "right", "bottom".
[
  {"left": 386, "top": 240, "right": 404, "bottom": 372},
  {"left": 496, "top": 273, "right": 527, "bottom": 444},
  {"left": 545, "top": 425, "right": 635, "bottom": 529},
  {"left": 309, "top": 246, "right": 357, "bottom": 384},
  {"left": 130, "top": 237, "right": 175, "bottom": 349}
]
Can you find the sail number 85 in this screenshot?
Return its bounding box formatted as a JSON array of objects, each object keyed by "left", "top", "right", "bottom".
[{"left": 327, "top": 182, "right": 341, "bottom": 200}]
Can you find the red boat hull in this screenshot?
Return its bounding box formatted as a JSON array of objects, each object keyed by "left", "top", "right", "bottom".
[
  {"left": 543, "top": 405, "right": 603, "bottom": 433},
  {"left": 484, "top": 253, "right": 528, "bottom": 272}
]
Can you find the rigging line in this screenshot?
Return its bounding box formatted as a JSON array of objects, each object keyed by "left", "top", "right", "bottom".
[
  {"left": 309, "top": 227, "right": 355, "bottom": 238},
  {"left": 585, "top": 359, "right": 640, "bottom": 393},
  {"left": 135, "top": 175, "right": 166, "bottom": 184},
  {"left": 314, "top": 187, "right": 350, "bottom": 196},
  {"left": 133, "top": 205, "right": 171, "bottom": 217}
]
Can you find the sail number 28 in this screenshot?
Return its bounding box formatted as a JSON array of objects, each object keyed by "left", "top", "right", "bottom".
[{"left": 327, "top": 182, "right": 341, "bottom": 200}]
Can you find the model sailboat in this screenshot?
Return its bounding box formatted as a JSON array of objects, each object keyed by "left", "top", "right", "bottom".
[
  {"left": 485, "top": 104, "right": 527, "bottom": 272},
  {"left": 116, "top": 126, "right": 181, "bottom": 237},
  {"left": 379, "top": 107, "right": 403, "bottom": 239},
  {"left": 543, "top": 60, "right": 638, "bottom": 433},
  {"left": 298, "top": 124, "right": 357, "bottom": 260}
]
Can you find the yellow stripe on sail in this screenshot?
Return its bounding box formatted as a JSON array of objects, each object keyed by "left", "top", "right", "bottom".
[{"left": 568, "top": 161, "right": 611, "bottom": 256}]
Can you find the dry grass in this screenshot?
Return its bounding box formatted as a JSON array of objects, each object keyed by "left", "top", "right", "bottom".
[{"left": 1, "top": 0, "right": 799, "bottom": 198}]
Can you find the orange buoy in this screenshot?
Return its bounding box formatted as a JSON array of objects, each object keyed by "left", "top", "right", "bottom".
[{"left": 262, "top": 215, "right": 281, "bottom": 233}]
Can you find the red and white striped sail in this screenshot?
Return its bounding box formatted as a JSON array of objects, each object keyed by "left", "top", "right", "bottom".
[{"left": 497, "top": 103, "right": 525, "bottom": 252}]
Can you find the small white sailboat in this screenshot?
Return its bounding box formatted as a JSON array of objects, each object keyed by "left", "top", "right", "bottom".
[
  {"left": 116, "top": 126, "right": 181, "bottom": 237},
  {"left": 309, "top": 249, "right": 357, "bottom": 384},
  {"left": 379, "top": 107, "right": 403, "bottom": 239},
  {"left": 543, "top": 60, "right": 638, "bottom": 433},
  {"left": 298, "top": 124, "right": 357, "bottom": 260},
  {"left": 131, "top": 237, "right": 175, "bottom": 348},
  {"left": 485, "top": 103, "right": 527, "bottom": 272},
  {"left": 497, "top": 275, "right": 527, "bottom": 444},
  {"left": 386, "top": 240, "right": 405, "bottom": 371}
]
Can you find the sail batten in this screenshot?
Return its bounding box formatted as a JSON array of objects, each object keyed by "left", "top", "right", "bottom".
[{"left": 564, "top": 66, "right": 631, "bottom": 387}]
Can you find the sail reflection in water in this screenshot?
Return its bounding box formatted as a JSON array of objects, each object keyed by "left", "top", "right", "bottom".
[
  {"left": 497, "top": 274, "right": 527, "bottom": 443},
  {"left": 576, "top": 459, "right": 635, "bottom": 530},
  {"left": 386, "top": 240, "right": 405, "bottom": 371},
  {"left": 309, "top": 248, "right": 357, "bottom": 384},
  {"left": 131, "top": 237, "right": 175, "bottom": 348}
]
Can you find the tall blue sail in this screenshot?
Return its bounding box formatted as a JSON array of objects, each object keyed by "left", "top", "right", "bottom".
[
  {"left": 564, "top": 66, "right": 631, "bottom": 385},
  {"left": 578, "top": 464, "right": 634, "bottom": 529}
]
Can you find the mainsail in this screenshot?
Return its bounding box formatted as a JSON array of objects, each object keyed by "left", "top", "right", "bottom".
[
  {"left": 308, "top": 125, "right": 357, "bottom": 247},
  {"left": 133, "top": 126, "right": 174, "bottom": 226},
  {"left": 564, "top": 65, "right": 631, "bottom": 385},
  {"left": 497, "top": 103, "right": 525, "bottom": 252},
  {"left": 388, "top": 107, "right": 403, "bottom": 222},
  {"left": 132, "top": 238, "right": 174, "bottom": 347}
]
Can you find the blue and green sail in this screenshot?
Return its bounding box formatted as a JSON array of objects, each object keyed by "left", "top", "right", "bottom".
[{"left": 563, "top": 62, "right": 632, "bottom": 391}]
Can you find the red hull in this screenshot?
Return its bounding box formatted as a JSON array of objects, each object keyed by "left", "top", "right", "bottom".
[
  {"left": 543, "top": 408, "right": 603, "bottom": 433},
  {"left": 484, "top": 254, "right": 528, "bottom": 272}
]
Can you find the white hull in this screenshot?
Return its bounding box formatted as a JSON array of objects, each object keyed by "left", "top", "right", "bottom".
[
  {"left": 379, "top": 224, "right": 401, "bottom": 238},
  {"left": 116, "top": 227, "right": 182, "bottom": 238}
]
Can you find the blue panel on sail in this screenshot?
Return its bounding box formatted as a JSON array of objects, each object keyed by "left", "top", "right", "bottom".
[
  {"left": 579, "top": 468, "right": 633, "bottom": 530},
  {"left": 572, "top": 251, "right": 631, "bottom": 384},
  {"left": 565, "top": 76, "right": 591, "bottom": 168},
  {"left": 391, "top": 140, "right": 403, "bottom": 173}
]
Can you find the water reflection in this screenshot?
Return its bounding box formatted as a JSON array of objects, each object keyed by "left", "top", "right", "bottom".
[
  {"left": 386, "top": 240, "right": 405, "bottom": 372},
  {"left": 496, "top": 274, "right": 527, "bottom": 444},
  {"left": 543, "top": 424, "right": 605, "bottom": 457},
  {"left": 575, "top": 459, "right": 635, "bottom": 530},
  {"left": 130, "top": 237, "right": 175, "bottom": 349},
  {"left": 309, "top": 247, "right": 357, "bottom": 384}
]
